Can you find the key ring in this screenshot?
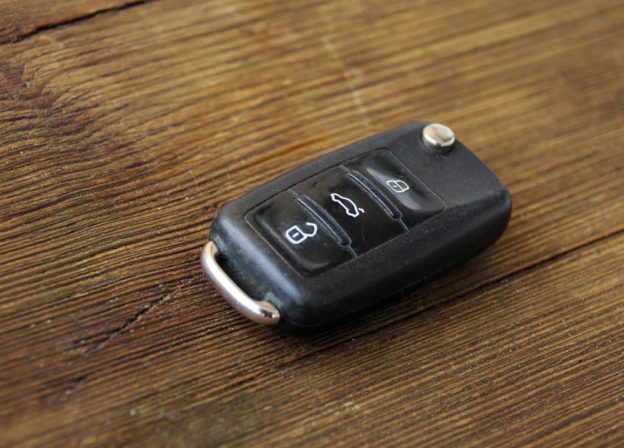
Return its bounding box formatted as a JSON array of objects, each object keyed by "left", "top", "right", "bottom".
[{"left": 201, "top": 241, "right": 281, "bottom": 325}]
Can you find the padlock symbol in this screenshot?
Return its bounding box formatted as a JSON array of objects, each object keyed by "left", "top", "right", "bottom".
[
  {"left": 386, "top": 179, "right": 410, "bottom": 193},
  {"left": 285, "top": 222, "right": 318, "bottom": 245}
]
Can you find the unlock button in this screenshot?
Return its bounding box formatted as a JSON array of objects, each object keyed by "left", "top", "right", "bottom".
[
  {"left": 284, "top": 222, "right": 318, "bottom": 245},
  {"left": 250, "top": 192, "right": 352, "bottom": 275}
]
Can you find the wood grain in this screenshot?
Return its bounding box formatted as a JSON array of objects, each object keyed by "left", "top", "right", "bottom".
[
  {"left": 0, "top": 0, "right": 623, "bottom": 446},
  {"left": 0, "top": 0, "right": 143, "bottom": 44}
]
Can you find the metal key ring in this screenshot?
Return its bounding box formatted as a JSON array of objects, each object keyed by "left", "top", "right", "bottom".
[{"left": 201, "top": 241, "right": 281, "bottom": 325}]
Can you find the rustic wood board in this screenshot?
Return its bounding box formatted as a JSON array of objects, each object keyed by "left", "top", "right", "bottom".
[
  {"left": 1, "top": 0, "right": 623, "bottom": 446},
  {"left": 0, "top": 0, "right": 141, "bottom": 44}
]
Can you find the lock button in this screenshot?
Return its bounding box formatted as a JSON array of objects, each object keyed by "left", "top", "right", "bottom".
[
  {"left": 250, "top": 192, "right": 352, "bottom": 275},
  {"left": 348, "top": 150, "right": 445, "bottom": 227}
]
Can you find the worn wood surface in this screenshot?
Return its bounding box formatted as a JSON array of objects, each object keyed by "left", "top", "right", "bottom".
[
  {"left": 1, "top": 0, "right": 623, "bottom": 446},
  {"left": 0, "top": 0, "right": 141, "bottom": 44}
]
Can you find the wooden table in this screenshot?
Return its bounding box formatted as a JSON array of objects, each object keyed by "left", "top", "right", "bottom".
[{"left": 1, "top": 1, "right": 623, "bottom": 446}]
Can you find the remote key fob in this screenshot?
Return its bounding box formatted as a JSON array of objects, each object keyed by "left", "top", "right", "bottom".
[{"left": 201, "top": 122, "right": 511, "bottom": 333}]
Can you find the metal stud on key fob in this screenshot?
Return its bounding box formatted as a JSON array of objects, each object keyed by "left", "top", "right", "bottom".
[{"left": 201, "top": 122, "right": 511, "bottom": 333}]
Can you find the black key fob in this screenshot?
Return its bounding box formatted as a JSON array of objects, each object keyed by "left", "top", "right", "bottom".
[{"left": 201, "top": 122, "right": 511, "bottom": 333}]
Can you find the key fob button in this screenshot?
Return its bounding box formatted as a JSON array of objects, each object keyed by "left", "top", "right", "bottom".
[
  {"left": 250, "top": 192, "right": 352, "bottom": 274},
  {"left": 293, "top": 167, "right": 404, "bottom": 254},
  {"left": 348, "top": 150, "right": 445, "bottom": 227}
]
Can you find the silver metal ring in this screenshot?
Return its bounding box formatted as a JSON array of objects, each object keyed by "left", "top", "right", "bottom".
[{"left": 201, "top": 241, "right": 281, "bottom": 325}]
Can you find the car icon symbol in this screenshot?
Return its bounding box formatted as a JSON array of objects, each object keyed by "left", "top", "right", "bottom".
[{"left": 330, "top": 192, "right": 365, "bottom": 218}]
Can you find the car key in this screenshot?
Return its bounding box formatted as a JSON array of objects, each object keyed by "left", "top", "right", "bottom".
[{"left": 201, "top": 122, "right": 511, "bottom": 333}]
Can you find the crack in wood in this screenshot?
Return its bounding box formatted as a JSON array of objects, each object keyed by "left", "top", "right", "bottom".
[
  {"left": 72, "top": 277, "right": 195, "bottom": 357},
  {"left": 3, "top": 0, "right": 155, "bottom": 45}
]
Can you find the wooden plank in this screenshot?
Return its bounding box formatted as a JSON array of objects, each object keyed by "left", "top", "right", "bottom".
[
  {"left": 0, "top": 0, "right": 142, "bottom": 44},
  {"left": 0, "top": 0, "right": 623, "bottom": 446}
]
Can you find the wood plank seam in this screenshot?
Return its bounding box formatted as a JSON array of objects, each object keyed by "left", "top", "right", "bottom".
[{"left": 0, "top": 0, "right": 154, "bottom": 45}]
